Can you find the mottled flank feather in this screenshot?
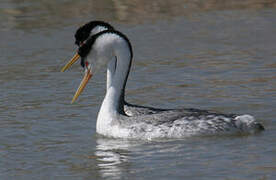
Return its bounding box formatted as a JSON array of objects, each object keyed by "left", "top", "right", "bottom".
[{"left": 110, "top": 107, "right": 264, "bottom": 139}]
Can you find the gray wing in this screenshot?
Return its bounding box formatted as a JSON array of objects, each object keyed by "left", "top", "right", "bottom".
[{"left": 134, "top": 108, "right": 237, "bottom": 125}]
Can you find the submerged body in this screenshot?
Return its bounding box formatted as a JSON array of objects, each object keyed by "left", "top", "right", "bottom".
[
  {"left": 98, "top": 108, "right": 263, "bottom": 139},
  {"left": 64, "top": 29, "right": 264, "bottom": 139}
]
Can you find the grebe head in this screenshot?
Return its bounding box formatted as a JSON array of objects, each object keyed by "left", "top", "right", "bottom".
[
  {"left": 61, "top": 21, "right": 114, "bottom": 72},
  {"left": 74, "top": 21, "right": 114, "bottom": 46},
  {"left": 63, "top": 30, "right": 132, "bottom": 103}
]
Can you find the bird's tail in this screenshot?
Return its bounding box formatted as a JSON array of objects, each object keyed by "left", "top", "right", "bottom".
[{"left": 234, "top": 115, "right": 264, "bottom": 132}]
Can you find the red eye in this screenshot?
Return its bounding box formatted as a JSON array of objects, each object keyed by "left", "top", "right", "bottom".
[{"left": 85, "top": 61, "right": 89, "bottom": 67}]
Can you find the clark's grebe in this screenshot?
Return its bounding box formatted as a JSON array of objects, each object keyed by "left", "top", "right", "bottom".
[
  {"left": 62, "top": 29, "right": 264, "bottom": 139},
  {"left": 62, "top": 21, "right": 169, "bottom": 116}
]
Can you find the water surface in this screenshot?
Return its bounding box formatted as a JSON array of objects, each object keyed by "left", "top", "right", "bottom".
[{"left": 0, "top": 0, "right": 275, "bottom": 179}]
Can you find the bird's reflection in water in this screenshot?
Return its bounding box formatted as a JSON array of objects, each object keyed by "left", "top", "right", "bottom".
[{"left": 95, "top": 137, "right": 141, "bottom": 179}]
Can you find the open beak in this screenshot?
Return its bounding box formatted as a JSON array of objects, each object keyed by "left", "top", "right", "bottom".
[
  {"left": 61, "top": 53, "right": 80, "bottom": 72},
  {"left": 71, "top": 68, "right": 93, "bottom": 104}
]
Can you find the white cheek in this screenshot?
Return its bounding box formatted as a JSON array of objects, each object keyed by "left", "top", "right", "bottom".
[
  {"left": 97, "top": 59, "right": 107, "bottom": 69},
  {"left": 86, "top": 33, "right": 118, "bottom": 73},
  {"left": 88, "top": 56, "right": 105, "bottom": 73}
]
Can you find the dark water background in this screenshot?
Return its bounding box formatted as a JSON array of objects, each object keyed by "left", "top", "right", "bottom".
[{"left": 0, "top": 0, "right": 276, "bottom": 179}]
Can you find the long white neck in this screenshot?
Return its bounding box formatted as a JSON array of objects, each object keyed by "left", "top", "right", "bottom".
[
  {"left": 104, "top": 56, "right": 127, "bottom": 114},
  {"left": 97, "top": 38, "right": 132, "bottom": 133}
]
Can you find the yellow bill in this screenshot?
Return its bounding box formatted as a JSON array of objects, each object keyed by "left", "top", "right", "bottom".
[
  {"left": 71, "top": 69, "right": 92, "bottom": 104},
  {"left": 61, "top": 53, "right": 80, "bottom": 72}
]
